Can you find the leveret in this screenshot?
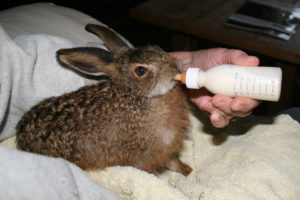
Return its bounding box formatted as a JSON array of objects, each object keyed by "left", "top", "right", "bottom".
[{"left": 16, "top": 24, "right": 192, "bottom": 176}]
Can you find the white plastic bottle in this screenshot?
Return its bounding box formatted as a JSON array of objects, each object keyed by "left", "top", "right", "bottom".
[{"left": 174, "top": 64, "right": 282, "bottom": 101}]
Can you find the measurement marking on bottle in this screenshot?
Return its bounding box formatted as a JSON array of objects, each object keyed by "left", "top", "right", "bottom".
[
  {"left": 246, "top": 77, "right": 250, "bottom": 92},
  {"left": 233, "top": 72, "right": 238, "bottom": 91},
  {"left": 258, "top": 78, "right": 262, "bottom": 94},
  {"left": 252, "top": 78, "right": 256, "bottom": 92},
  {"left": 239, "top": 76, "right": 243, "bottom": 91}
]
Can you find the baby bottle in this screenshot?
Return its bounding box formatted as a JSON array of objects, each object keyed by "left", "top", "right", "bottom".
[{"left": 174, "top": 64, "right": 282, "bottom": 101}]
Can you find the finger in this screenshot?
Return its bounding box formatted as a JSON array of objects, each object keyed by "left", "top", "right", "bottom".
[
  {"left": 195, "top": 96, "right": 233, "bottom": 128},
  {"left": 226, "top": 49, "right": 260, "bottom": 66},
  {"left": 186, "top": 87, "right": 212, "bottom": 100},
  {"left": 193, "top": 96, "right": 215, "bottom": 114},
  {"left": 210, "top": 111, "right": 232, "bottom": 128},
  {"left": 230, "top": 97, "right": 261, "bottom": 117},
  {"left": 232, "top": 55, "right": 260, "bottom": 66},
  {"left": 211, "top": 94, "right": 234, "bottom": 115},
  {"left": 187, "top": 88, "right": 217, "bottom": 115},
  {"left": 168, "top": 51, "right": 193, "bottom": 71},
  {"left": 193, "top": 95, "right": 234, "bottom": 128}
]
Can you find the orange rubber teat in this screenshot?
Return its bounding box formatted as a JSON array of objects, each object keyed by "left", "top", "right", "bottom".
[{"left": 174, "top": 72, "right": 186, "bottom": 84}]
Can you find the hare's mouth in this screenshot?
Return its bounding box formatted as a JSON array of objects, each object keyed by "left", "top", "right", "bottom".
[{"left": 147, "top": 78, "right": 177, "bottom": 98}]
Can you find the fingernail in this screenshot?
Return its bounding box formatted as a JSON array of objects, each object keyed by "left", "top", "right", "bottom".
[
  {"left": 216, "top": 100, "right": 225, "bottom": 108},
  {"left": 211, "top": 113, "right": 221, "bottom": 122},
  {"left": 206, "top": 102, "right": 213, "bottom": 109},
  {"left": 237, "top": 104, "right": 245, "bottom": 111},
  {"left": 233, "top": 103, "right": 244, "bottom": 111},
  {"left": 211, "top": 113, "right": 226, "bottom": 128}
]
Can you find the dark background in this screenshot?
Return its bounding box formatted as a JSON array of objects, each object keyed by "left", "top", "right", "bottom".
[
  {"left": 0, "top": 0, "right": 227, "bottom": 50},
  {"left": 0, "top": 0, "right": 171, "bottom": 48}
]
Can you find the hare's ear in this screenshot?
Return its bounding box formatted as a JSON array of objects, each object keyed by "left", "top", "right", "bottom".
[
  {"left": 85, "top": 24, "right": 131, "bottom": 54},
  {"left": 57, "top": 47, "right": 118, "bottom": 77}
]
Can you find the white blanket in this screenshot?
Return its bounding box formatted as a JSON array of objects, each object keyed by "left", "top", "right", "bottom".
[
  {"left": 86, "top": 113, "right": 300, "bottom": 200},
  {"left": 2, "top": 113, "right": 300, "bottom": 199}
]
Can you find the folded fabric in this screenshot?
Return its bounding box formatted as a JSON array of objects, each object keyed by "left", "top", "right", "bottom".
[
  {"left": 0, "top": 2, "right": 104, "bottom": 45},
  {"left": 0, "top": 145, "right": 121, "bottom": 200},
  {"left": 0, "top": 3, "right": 132, "bottom": 140},
  {"left": 0, "top": 25, "right": 85, "bottom": 140}
]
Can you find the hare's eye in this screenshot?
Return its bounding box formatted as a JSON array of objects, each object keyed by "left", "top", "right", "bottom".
[{"left": 135, "top": 66, "right": 148, "bottom": 76}]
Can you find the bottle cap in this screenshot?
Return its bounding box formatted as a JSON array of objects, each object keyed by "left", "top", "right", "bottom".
[{"left": 186, "top": 68, "right": 200, "bottom": 89}]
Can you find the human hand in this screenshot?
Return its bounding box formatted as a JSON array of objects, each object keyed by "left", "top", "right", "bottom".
[{"left": 170, "top": 48, "right": 261, "bottom": 128}]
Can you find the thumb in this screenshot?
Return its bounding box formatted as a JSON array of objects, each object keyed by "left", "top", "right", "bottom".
[{"left": 231, "top": 53, "right": 260, "bottom": 67}]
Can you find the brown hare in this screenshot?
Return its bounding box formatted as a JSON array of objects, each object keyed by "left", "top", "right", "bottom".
[{"left": 16, "top": 24, "right": 192, "bottom": 176}]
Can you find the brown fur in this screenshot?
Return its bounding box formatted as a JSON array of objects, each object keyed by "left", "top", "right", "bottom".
[{"left": 16, "top": 24, "right": 192, "bottom": 176}]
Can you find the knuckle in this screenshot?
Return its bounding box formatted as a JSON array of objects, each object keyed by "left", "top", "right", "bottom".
[{"left": 230, "top": 49, "right": 246, "bottom": 57}]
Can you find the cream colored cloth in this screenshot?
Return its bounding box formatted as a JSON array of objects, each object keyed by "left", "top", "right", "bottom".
[
  {"left": 2, "top": 114, "right": 300, "bottom": 200},
  {"left": 87, "top": 114, "right": 300, "bottom": 200}
]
